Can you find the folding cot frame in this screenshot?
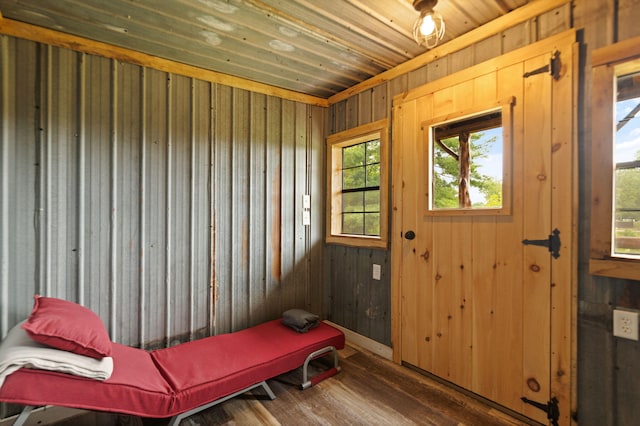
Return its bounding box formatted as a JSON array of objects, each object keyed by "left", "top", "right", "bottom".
[{"left": 173, "top": 345, "right": 340, "bottom": 426}]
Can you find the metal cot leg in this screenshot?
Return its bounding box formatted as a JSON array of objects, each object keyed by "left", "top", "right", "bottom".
[
  {"left": 12, "top": 406, "right": 35, "bottom": 426},
  {"left": 300, "top": 346, "right": 341, "bottom": 390},
  {"left": 167, "top": 381, "right": 276, "bottom": 426}
]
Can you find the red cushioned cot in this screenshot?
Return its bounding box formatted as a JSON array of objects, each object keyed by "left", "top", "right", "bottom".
[{"left": 0, "top": 319, "right": 345, "bottom": 426}]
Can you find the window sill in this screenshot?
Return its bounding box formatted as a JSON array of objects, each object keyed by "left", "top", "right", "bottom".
[
  {"left": 326, "top": 234, "right": 388, "bottom": 249},
  {"left": 589, "top": 258, "right": 640, "bottom": 280}
]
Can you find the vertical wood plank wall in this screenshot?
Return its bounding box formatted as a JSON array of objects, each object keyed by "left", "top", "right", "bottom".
[
  {"left": 0, "top": 37, "right": 325, "bottom": 352},
  {"left": 326, "top": 1, "right": 640, "bottom": 424}
]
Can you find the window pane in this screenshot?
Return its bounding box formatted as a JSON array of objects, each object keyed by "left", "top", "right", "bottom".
[
  {"left": 342, "top": 213, "right": 364, "bottom": 235},
  {"left": 614, "top": 72, "right": 640, "bottom": 257},
  {"left": 364, "top": 213, "right": 380, "bottom": 235},
  {"left": 366, "top": 139, "right": 381, "bottom": 163},
  {"left": 343, "top": 192, "right": 364, "bottom": 213},
  {"left": 431, "top": 112, "right": 503, "bottom": 210},
  {"left": 365, "top": 190, "right": 379, "bottom": 212},
  {"left": 343, "top": 143, "right": 365, "bottom": 168},
  {"left": 343, "top": 166, "right": 365, "bottom": 190},
  {"left": 366, "top": 163, "right": 380, "bottom": 186},
  {"left": 614, "top": 168, "right": 640, "bottom": 256},
  {"left": 433, "top": 136, "right": 460, "bottom": 209}
]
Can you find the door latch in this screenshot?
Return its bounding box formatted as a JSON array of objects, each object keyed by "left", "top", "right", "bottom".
[
  {"left": 521, "top": 396, "right": 559, "bottom": 426},
  {"left": 522, "top": 228, "right": 561, "bottom": 259}
]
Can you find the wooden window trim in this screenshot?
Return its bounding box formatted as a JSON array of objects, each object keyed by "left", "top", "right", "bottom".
[
  {"left": 590, "top": 36, "right": 640, "bottom": 280},
  {"left": 326, "top": 119, "right": 389, "bottom": 248}
]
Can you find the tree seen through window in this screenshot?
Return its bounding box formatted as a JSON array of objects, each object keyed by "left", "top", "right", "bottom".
[{"left": 431, "top": 112, "right": 503, "bottom": 209}]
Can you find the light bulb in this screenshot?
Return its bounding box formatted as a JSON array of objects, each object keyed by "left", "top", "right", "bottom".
[
  {"left": 420, "top": 14, "right": 436, "bottom": 36},
  {"left": 412, "top": 9, "right": 445, "bottom": 49}
]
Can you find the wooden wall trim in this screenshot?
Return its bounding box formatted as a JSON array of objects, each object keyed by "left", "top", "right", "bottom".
[
  {"left": 392, "top": 29, "right": 577, "bottom": 105},
  {"left": 328, "top": 0, "right": 571, "bottom": 105},
  {"left": 589, "top": 259, "right": 640, "bottom": 280},
  {"left": 592, "top": 34, "right": 640, "bottom": 67},
  {"left": 0, "top": 16, "right": 329, "bottom": 108}
]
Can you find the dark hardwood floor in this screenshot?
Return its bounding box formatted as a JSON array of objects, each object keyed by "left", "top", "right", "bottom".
[{"left": 56, "top": 345, "right": 534, "bottom": 425}]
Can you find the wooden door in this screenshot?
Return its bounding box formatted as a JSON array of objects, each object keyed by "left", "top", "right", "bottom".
[{"left": 391, "top": 31, "right": 576, "bottom": 425}]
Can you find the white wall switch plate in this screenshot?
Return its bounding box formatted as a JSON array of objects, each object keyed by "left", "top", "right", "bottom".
[
  {"left": 372, "top": 264, "right": 381, "bottom": 280},
  {"left": 613, "top": 309, "right": 639, "bottom": 340},
  {"left": 303, "top": 194, "right": 311, "bottom": 209},
  {"left": 302, "top": 210, "right": 311, "bottom": 226}
]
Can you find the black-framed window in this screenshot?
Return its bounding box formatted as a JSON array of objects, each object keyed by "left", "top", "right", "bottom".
[
  {"left": 341, "top": 139, "right": 381, "bottom": 236},
  {"left": 326, "top": 119, "right": 389, "bottom": 248}
]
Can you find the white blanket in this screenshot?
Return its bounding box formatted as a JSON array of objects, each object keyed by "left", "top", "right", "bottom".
[{"left": 0, "top": 321, "right": 113, "bottom": 389}]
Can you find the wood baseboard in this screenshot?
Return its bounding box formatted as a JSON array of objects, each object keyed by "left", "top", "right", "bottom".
[{"left": 324, "top": 321, "right": 393, "bottom": 361}]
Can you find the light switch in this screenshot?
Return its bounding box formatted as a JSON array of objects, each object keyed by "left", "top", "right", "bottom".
[
  {"left": 303, "top": 194, "right": 311, "bottom": 209},
  {"left": 302, "top": 210, "right": 311, "bottom": 226},
  {"left": 372, "top": 264, "right": 381, "bottom": 280}
]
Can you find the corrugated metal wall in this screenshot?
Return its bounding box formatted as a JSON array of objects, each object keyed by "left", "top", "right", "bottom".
[
  {"left": 0, "top": 36, "right": 325, "bottom": 353},
  {"left": 325, "top": 4, "right": 571, "bottom": 347}
]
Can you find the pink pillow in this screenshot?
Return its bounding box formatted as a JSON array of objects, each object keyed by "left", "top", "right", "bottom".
[{"left": 21, "top": 295, "right": 112, "bottom": 359}]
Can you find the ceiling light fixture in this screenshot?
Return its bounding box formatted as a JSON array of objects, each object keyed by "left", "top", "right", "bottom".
[{"left": 412, "top": 0, "right": 445, "bottom": 49}]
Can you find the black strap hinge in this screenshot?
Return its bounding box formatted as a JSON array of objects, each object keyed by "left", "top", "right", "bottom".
[
  {"left": 521, "top": 396, "right": 559, "bottom": 426},
  {"left": 522, "top": 228, "right": 561, "bottom": 259},
  {"left": 523, "top": 50, "right": 561, "bottom": 80}
]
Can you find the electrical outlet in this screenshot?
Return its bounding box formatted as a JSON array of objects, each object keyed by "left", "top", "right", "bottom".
[{"left": 613, "top": 309, "right": 639, "bottom": 341}]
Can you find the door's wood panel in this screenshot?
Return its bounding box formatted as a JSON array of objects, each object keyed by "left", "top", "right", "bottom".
[
  {"left": 433, "top": 86, "right": 455, "bottom": 116},
  {"left": 414, "top": 95, "right": 436, "bottom": 373},
  {"left": 451, "top": 79, "right": 475, "bottom": 112},
  {"left": 393, "top": 31, "right": 576, "bottom": 424},
  {"left": 549, "top": 43, "right": 578, "bottom": 426},
  {"left": 450, "top": 216, "right": 473, "bottom": 388},
  {"left": 431, "top": 216, "right": 454, "bottom": 380},
  {"left": 521, "top": 52, "right": 554, "bottom": 423},
  {"left": 494, "top": 61, "right": 526, "bottom": 411},
  {"left": 397, "top": 98, "right": 420, "bottom": 367},
  {"left": 470, "top": 216, "right": 500, "bottom": 401},
  {"left": 473, "top": 72, "right": 498, "bottom": 102}
]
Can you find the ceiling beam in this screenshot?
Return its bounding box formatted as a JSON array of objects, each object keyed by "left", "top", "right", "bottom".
[{"left": 328, "top": 0, "right": 571, "bottom": 104}]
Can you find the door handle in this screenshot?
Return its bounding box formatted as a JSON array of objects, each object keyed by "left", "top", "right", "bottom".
[{"left": 404, "top": 230, "right": 416, "bottom": 240}]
